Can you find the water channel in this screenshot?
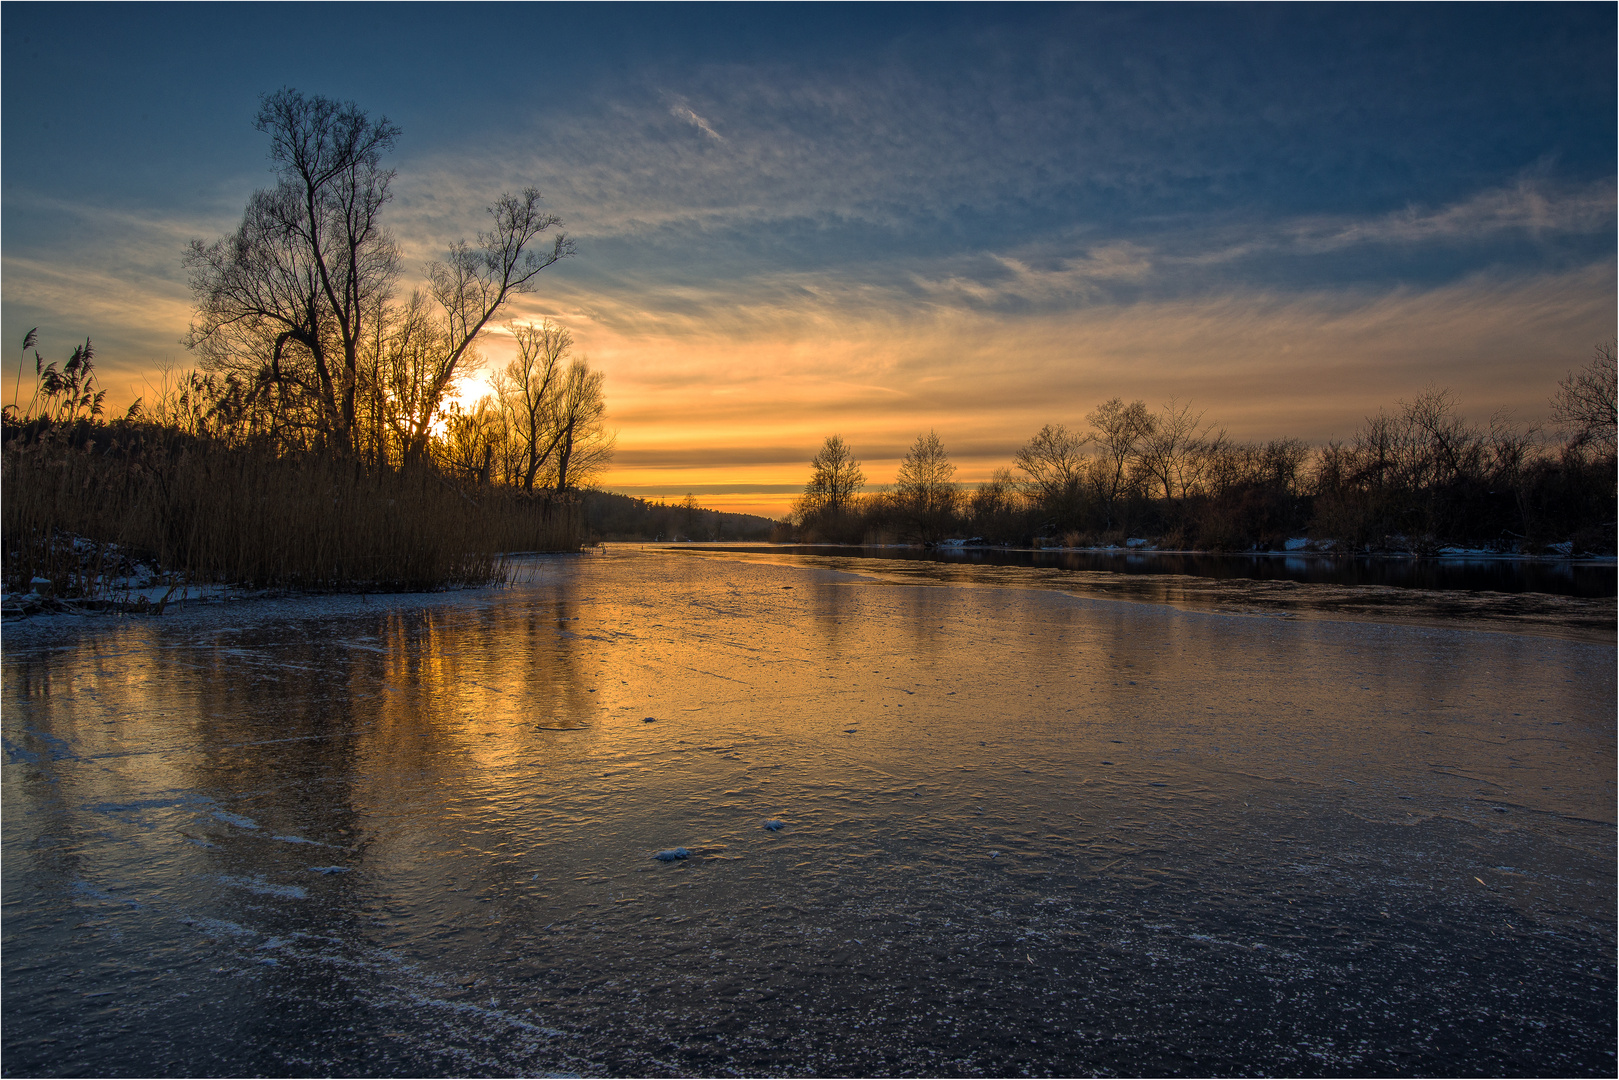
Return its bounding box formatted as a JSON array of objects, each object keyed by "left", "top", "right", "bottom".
[{"left": 3, "top": 547, "right": 1613, "bottom": 1075}]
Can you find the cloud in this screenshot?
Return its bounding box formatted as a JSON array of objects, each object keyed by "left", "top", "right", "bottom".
[
  {"left": 1284, "top": 177, "right": 1616, "bottom": 252},
  {"left": 666, "top": 98, "right": 725, "bottom": 142},
  {"left": 542, "top": 259, "right": 1614, "bottom": 515}
]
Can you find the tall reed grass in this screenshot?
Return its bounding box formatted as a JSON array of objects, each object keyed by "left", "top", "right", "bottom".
[{"left": 3, "top": 423, "right": 580, "bottom": 596}]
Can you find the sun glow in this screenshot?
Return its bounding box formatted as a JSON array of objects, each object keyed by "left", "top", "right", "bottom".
[{"left": 508, "top": 263, "right": 1613, "bottom": 519}]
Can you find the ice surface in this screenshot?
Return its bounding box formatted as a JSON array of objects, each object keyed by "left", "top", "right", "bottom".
[
  {"left": 1, "top": 547, "right": 1613, "bottom": 1076},
  {"left": 217, "top": 875, "right": 308, "bottom": 900}
]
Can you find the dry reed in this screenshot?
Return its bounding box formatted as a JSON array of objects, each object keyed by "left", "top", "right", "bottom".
[{"left": 3, "top": 426, "right": 580, "bottom": 596}]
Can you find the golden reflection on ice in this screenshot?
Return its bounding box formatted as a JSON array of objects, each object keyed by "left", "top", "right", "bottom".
[{"left": 1, "top": 546, "right": 1613, "bottom": 1075}]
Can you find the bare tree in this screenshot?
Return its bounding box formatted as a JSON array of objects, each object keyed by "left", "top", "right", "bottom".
[
  {"left": 1487, "top": 409, "right": 1542, "bottom": 537},
  {"left": 502, "top": 320, "right": 572, "bottom": 492},
  {"left": 186, "top": 90, "right": 574, "bottom": 462},
  {"left": 799, "top": 435, "right": 866, "bottom": 519},
  {"left": 895, "top": 430, "right": 957, "bottom": 541},
  {"left": 1552, "top": 341, "right": 1617, "bottom": 457},
  {"left": 377, "top": 290, "right": 448, "bottom": 457},
  {"left": 969, "top": 466, "right": 1023, "bottom": 537},
  {"left": 400, "top": 190, "right": 575, "bottom": 462},
  {"left": 550, "top": 359, "right": 613, "bottom": 491},
  {"left": 186, "top": 90, "right": 401, "bottom": 451},
  {"left": 1139, "top": 398, "right": 1217, "bottom": 507},
  {"left": 437, "top": 396, "right": 506, "bottom": 486},
  {"left": 185, "top": 184, "right": 341, "bottom": 443},
  {"left": 1014, "top": 423, "right": 1089, "bottom": 507},
  {"left": 1258, "top": 437, "right": 1311, "bottom": 496},
  {"left": 1400, "top": 387, "right": 1485, "bottom": 490},
  {"left": 1085, "top": 398, "right": 1154, "bottom": 528}
]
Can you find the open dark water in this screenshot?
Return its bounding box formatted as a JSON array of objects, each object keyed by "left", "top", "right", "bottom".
[{"left": 2, "top": 548, "right": 1614, "bottom": 1076}]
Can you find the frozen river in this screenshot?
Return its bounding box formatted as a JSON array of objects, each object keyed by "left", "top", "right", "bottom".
[{"left": 3, "top": 547, "right": 1614, "bottom": 1076}]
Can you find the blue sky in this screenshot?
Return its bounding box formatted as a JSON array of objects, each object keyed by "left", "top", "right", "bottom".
[{"left": 3, "top": 4, "right": 1613, "bottom": 512}]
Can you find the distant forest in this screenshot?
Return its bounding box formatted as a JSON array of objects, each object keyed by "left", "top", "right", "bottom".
[
  {"left": 788, "top": 346, "right": 1617, "bottom": 556},
  {"left": 582, "top": 491, "right": 776, "bottom": 543}
]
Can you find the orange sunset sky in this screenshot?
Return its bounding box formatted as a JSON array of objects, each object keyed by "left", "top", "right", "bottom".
[{"left": 4, "top": 7, "right": 1613, "bottom": 518}]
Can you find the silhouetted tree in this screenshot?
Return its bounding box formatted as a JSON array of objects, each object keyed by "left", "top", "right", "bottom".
[
  {"left": 436, "top": 396, "right": 504, "bottom": 486},
  {"left": 1139, "top": 398, "right": 1217, "bottom": 509},
  {"left": 1552, "top": 341, "right": 1617, "bottom": 458},
  {"left": 682, "top": 492, "right": 699, "bottom": 537},
  {"left": 1014, "top": 423, "right": 1088, "bottom": 518},
  {"left": 186, "top": 89, "right": 572, "bottom": 460},
  {"left": 1086, "top": 398, "right": 1153, "bottom": 529},
  {"left": 895, "top": 429, "right": 957, "bottom": 542},
  {"left": 549, "top": 359, "right": 613, "bottom": 491},
  {"left": 399, "top": 190, "right": 574, "bottom": 462},
  {"left": 502, "top": 320, "right": 571, "bottom": 492},
  {"left": 969, "top": 467, "right": 1025, "bottom": 541},
  {"left": 185, "top": 90, "right": 401, "bottom": 451},
  {"left": 798, "top": 435, "right": 865, "bottom": 519}
]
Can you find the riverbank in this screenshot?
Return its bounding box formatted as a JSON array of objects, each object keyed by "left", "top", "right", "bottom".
[{"left": 2, "top": 423, "right": 583, "bottom": 602}]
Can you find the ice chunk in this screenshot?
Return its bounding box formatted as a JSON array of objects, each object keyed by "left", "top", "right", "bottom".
[
  {"left": 652, "top": 848, "right": 690, "bottom": 862},
  {"left": 762, "top": 820, "right": 785, "bottom": 832}
]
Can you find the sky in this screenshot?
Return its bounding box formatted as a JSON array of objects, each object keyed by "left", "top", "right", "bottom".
[{"left": 3, "top": 3, "right": 1614, "bottom": 517}]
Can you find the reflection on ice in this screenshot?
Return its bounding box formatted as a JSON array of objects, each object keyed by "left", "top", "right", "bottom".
[{"left": 2, "top": 547, "right": 1613, "bottom": 1075}]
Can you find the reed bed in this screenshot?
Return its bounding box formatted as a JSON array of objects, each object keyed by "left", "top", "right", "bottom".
[{"left": 3, "top": 425, "right": 580, "bottom": 597}]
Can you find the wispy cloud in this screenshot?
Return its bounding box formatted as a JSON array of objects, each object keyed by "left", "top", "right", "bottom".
[
  {"left": 666, "top": 97, "right": 725, "bottom": 142},
  {"left": 1281, "top": 177, "right": 1615, "bottom": 253}
]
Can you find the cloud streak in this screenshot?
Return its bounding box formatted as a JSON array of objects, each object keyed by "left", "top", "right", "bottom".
[{"left": 666, "top": 98, "right": 725, "bottom": 142}]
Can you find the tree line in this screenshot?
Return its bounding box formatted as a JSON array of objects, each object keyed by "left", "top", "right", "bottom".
[
  {"left": 579, "top": 491, "right": 777, "bottom": 543},
  {"left": 793, "top": 345, "right": 1617, "bottom": 554}
]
